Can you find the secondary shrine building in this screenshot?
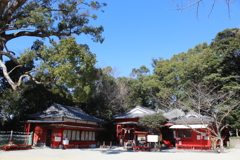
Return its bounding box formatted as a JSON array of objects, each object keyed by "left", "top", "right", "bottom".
[
  {"left": 168, "top": 111, "right": 214, "bottom": 150},
  {"left": 24, "top": 103, "right": 104, "bottom": 148},
  {"left": 113, "top": 105, "right": 159, "bottom": 146},
  {"left": 112, "top": 106, "right": 184, "bottom": 147}
]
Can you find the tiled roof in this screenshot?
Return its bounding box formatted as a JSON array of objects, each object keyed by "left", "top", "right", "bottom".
[
  {"left": 28, "top": 103, "right": 104, "bottom": 123},
  {"left": 113, "top": 105, "right": 157, "bottom": 119},
  {"left": 168, "top": 110, "right": 213, "bottom": 124}
]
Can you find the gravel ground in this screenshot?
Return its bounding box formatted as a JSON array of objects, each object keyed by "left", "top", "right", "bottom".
[{"left": 0, "top": 147, "right": 239, "bottom": 160}]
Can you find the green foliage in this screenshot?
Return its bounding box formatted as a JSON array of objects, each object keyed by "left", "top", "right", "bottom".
[
  {"left": 1, "top": 0, "right": 104, "bottom": 125},
  {"left": 138, "top": 113, "right": 166, "bottom": 134},
  {"left": 139, "top": 28, "right": 240, "bottom": 137},
  {"left": 80, "top": 67, "right": 131, "bottom": 120},
  {"left": 210, "top": 28, "right": 240, "bottom": 90},
  {"left": 151, "top": 29, "right": 240, "bottom": 106},
  {"left": 1, "top": 0, "right": 106, "bottom": 92},
  {"left": 0, "top": 81, "right": 73, "bottom": 130},
  {"left": 128, "top": 66, "right": 155, "bottom": 108},
  {"left": 19, "top": 37, "right": 97, "bottom": 102},
  {"left": 2, "top": 0, "right": 106, "bottom": 41},
  {"left": 225, "top": 105, "right": 240, "bottom": 132},
  {"left": 130, "top": 65, "right": 150, "bottom": 78}
]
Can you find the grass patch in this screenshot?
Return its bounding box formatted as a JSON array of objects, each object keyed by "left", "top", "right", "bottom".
[
  {"left": 229, "top": 136, "right": 240, "bottom": 139},
  {"left": 226, "top": 145, "right": 234, "bottom": 149}
]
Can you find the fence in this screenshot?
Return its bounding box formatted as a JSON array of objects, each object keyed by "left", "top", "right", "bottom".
[{"left": 0, "top": 131, "right": 33, "bottom": 147}]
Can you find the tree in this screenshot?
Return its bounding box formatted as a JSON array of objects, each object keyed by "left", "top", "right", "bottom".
[
  {"left": 152, "top": 29, "right": 240, "bottom": 109},
  {"left": 210, "top": 28, "right": 240, "bottom": 81},
  {"left": 225, "top": 105, "right": 240, "bottom": 136},
  {"left": 0, "top": 77, "right": 74, "bottom": 130},
  {"left": 0, "top": 0, "right": 106, "bottom": 91},
  {"left": 152, "top": 42, "right": 219, "bottom": 108},
  {"left": 170, "top": 0, "right": 236, "bottom": 18},
  {"left": 128, "top": 65, "right": 154, "bottom": 108},
  {"left": 138, "top": 113, "right": 166, "bottom": 135},
  {"left": 174, "top": 83, "right": 239, "bottom": 153},
  {"left": 81, "top": 67, "right": 131, "bottom": 120},
  {"left": 16, "top": 37, "right": 97, "bottom": 102}
]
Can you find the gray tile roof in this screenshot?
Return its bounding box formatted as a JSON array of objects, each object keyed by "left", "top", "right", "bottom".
[
  {"left": 168, "top": 110, "right": 213, "bottom": 124},
  {"left": 28, "top": 103, "right": 104, "bottom": 123},
  {"left": 113, "top": 105, "right": 157, "bottom": 119}
]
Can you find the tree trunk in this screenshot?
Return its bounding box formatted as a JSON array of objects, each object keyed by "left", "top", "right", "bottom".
[
  {"left": 0, "top": 35, "right": 19, "bottom": 91},
  {"left": 0, "top": 59, "right": 18, "bottom": 91}
]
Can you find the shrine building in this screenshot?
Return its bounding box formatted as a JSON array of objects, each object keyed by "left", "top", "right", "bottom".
[
  {"left": 24, "top": 103, "right": 104, "bottom": 149},
  {"left": 168, "top": 110, "right": 214, "bottom": 150},
  {"left": 113, "top": 105, "right": 158, "bottom": 145}
]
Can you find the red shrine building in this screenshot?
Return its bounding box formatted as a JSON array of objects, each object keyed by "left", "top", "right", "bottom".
[
  {"left": 113, "top": 105, "right": 158, "bottom": 145},
  {"left": 168, "top": 111, "right": 214, "bottom": 150},
  {"left": 113, "top": 106, "right": 185, "bottom": 147},
  {"left": 24, "top": 103, "right": 104, "bottom": 148}
]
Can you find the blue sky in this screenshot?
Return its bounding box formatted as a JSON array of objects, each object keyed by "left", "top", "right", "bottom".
[{"left": 7, "top": 0, "right": 240, "bottom": 77}]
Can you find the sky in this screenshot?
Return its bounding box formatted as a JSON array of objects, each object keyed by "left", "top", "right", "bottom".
[{"left": 7, "top": 0, "right": 240, "bottom": 77}]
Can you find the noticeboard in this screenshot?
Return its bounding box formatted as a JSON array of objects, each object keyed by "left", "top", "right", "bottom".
[
  {"left": 62, "top": 140, "right": 69, "bottom": 145},
  {"left": 147, "top": 135, "right": 158, "bottom": 142},
  {"left": 54, "top": 137, "right": 61, "bottom": 142}
]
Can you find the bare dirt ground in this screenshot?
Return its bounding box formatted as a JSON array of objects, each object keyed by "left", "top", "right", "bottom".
[{"left": 0, "top": 147, "right": 239, "bottom": 160}]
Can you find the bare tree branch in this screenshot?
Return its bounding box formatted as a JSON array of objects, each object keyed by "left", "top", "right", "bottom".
[
  {"left": 170, "top": 0, "right": 235, "bottom": 18},
  {"left": 7, "top": 64, "right": 23, "bottom": 75},
  {"left": 0, "top": 51, "right": 18, "bottom": 64},
  {"left": 0, "top": 58, "right": 19, "bottom": 90},
  {"left": 17, "top": 68, "right": 57, "bottom": 87}
]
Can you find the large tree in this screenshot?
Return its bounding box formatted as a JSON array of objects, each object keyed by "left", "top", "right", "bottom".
[
  {"left": 0, "top": 58, "right": 74, "bottom": 130},
  {"left": 152, "top": 42, "right": 218, "bottom": 108},
  {"left": 151, "top": 28, "right": 240, "bottom": 108},
  {"left": 81, "top": 66, "right": 131, "bottom": 120},
  {"left": 210, "top": 28, "right": 240, "bottom": 135},
  {"left": 129, "top": 65, "right": 154, "bottom": 108},
  {"left": 210, "top": 28, "right": 240, "bottom": 82},
  {"left": 0, "top": 0, "right": 106, "bottom": 92}
]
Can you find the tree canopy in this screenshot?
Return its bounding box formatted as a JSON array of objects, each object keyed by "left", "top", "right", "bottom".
[
  {"left": 138, "top": 113, "right": 166, "bottom": 135},
  {"left": 150, "top": 28, "right": 240, "bottom": 107},
  {"left": 80, "top": 67, "right": 131, "bottom": 120},
  {"left": 0, "top": 0, "right": 106, "bottom": 91},
  {"left": 0, "top": 0, "right": 107, "bottom": 129}
]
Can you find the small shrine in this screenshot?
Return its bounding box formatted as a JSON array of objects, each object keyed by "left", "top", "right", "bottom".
[
  {"left": 25, "top": 103, "right": 104, "bottom": 149},
  {"left": 113, "top": 105, "right": 158, "bottom": 148},
  {"left": 168, "top": 110, "right": 214, "bottom": 150}
]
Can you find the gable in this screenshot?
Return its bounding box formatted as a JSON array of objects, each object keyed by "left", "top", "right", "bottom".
[{"left": 113, "top": 105, "right": 157, "bottom": 119}]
